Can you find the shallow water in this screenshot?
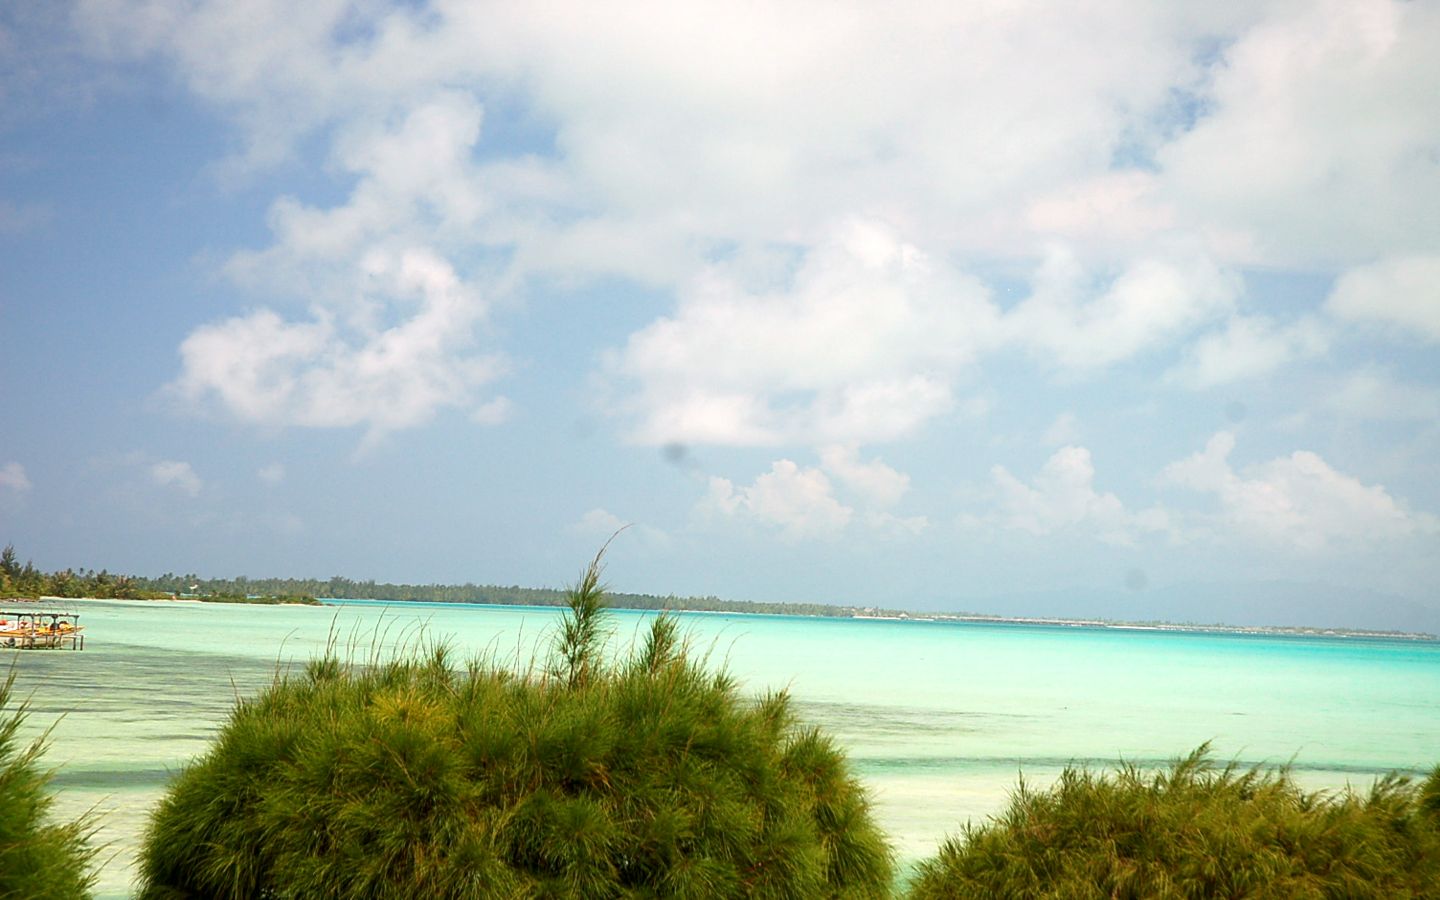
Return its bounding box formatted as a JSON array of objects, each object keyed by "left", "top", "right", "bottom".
[{"left": 8, "top": 598, "right": 1439, "bottom": 897}]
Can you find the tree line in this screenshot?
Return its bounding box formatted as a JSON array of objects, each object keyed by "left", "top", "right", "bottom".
[
  {"left": 1, "top": 544, "right": 901, "bottom": 618},
  {"left": 1, "top": 544, "right": 162, "bottom": 601}
]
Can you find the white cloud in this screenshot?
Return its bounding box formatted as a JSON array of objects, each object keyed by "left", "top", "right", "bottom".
[
  {"left": 471, "top": 397, "right": 513, "bottom": 426},
  {"left": 570, "top": 508, "right": 671, "bottom": 550},
  {"left": 1167, "top": 315, "right": 1329, "bottom": 389},
  {"left": 150, "top": 460, "right": 202, "bottom": 498},
  {"left": 700, "top": 447, "right": 929, "bottom": 540},
  {"left": 1157, "top": 0, "right": 1440, "bottom": 266},
  {"left": 1023, "top": 172, "right": 1175, "bottom": 250},
  {"left": 610, "top": 220, "right": 996, "bottom": 447},
  {"left": 701, "top": 460, "right": 853, "bottom": 541},
  {"left": 257, "top": 463, "right": 285, "bottom": 485},
  {"left": 573, "top": 508, "right": 627, "bottom": 537},
  {"left": 1159, "top": 431, "right": 1435, "bottom": 551},
  {"left": 73, "top": 0, "right": 1440, "bottom": 460},
  {"left": 155, "top": 88, "right": 509, "bottom": 439},
  {"left": 169, "top": 250, "right": 505, "bottom": 437},
  {"left": 0, "top": 462, "right": 32, "bottom": 493},
  {"left": 608, "top": 224, "right": 1247, "bottom": 450},
  {"left": 818, "top": 445, "right": 910, "bottom": 508},
  {"left": 984, "top": 446, "right": 1158, "bottom": 546},
  {"left": 1328, "top": 370, "right": 1440, "bottom": 421},
  {"left": 75, "top": 1, "right": 1439, "bottom": 272},
  {"left": 1326, "top": 256, "right": 1440, "bottom": 342},
  {"left": 1004, "top": 246, "right": 1238, "bottom": 370},
  {"left": 225, "top": 92, "right": 492, "bottom": 285}
]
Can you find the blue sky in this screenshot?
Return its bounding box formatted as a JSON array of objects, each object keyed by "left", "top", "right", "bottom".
[{"left": 2, "top": 1, "right": 1439, "bottom": 630}]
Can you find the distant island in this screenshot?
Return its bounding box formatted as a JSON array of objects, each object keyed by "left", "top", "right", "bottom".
[
  {"left": 0, "top": 544, "right": 318, "bottom": 606},
  {"left": 2, "top": 544, "right": 1432, "bottom": 640}
]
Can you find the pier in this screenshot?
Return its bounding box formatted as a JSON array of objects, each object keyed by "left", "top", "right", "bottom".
[{"left": 0, "top": 611, "right": 84, "bottom": 650}]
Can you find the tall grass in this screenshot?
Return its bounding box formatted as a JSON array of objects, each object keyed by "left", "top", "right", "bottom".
[
  {"left": 0, "top": 667, "right": 97, "bottom": 900},
  {"left": 137, "top": 552, "right": 894, "bottom": 899},
  {"left": 907, "top": 744, "right": 1440, "bottom": 899}
]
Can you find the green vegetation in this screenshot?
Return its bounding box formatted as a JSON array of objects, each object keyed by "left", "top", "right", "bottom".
[
  {"left": 0, "top": 667, "right": 97, "bottom": 899},
  {"left": 193, "top": 593, "right": 321, "bottom": 606},
  {"left": 2, "top": 544, "right": 167, "bottom": 601},
  {"left": 907, "top": 745, "right": 1440, "bottom": 899},
  {"left": 137, "top": 551, "right": 894, "bottom": 899},
  {"left": 0, "top": 544, "right": 316, "bottom": 604},
  {"left": 131, "top": 571, "right": 904, "bottom": 619},
  {"left": 1, "top": 541, "right": 897, "bottom": 615}
]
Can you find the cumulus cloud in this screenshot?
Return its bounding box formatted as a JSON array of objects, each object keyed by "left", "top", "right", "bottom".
[
  {"left": 818, "top": 445, "right": 910, "bottom": 508},
  {"left": 701, "top": 460, "right": 853, "bottom": 541},
  {"left": 470, "top": 397, "right": 513, "bottom": 426},
  {"left": 0, "top": 462, "right": 32, "bottom": 492},
  {"left": 1326, "top": 256, "right": 1440, "bottom": 342},
  {"left": 573, "top": 508, "right": 627, "bottom": 537},
  {"left": 982, "top": 446, "right": 1165, "bottom": 546},
  {"left": 699, "top": 449, "right": 927, "bottom": 540},
  {"left": 1159, "top": 432, "right": 1435, "bottom": 550},
  {"left": 169, "top": 250, "right": 504, "bottom": 437},
  {"left": 570, "top": 508, "right": 671, "bottom": 550},
  {"left": 607, "top": 222, "right": 1249, "bottom": 450},
  {"left": 257, "top": 463, "right": 285, "bottom": 485},
  {"left": 1157, "top": 0, "right": 1440, "bottom": 266},
  {"left": 1003, "top": 246, "right": 1238, "bottom": 370},
  {"left": 225, "top": 93, "right": 492, "bottom": 286},
  {"left": 610, "top": 220, "right": 995, "bottom": 447},
  {"left": 72, "top": 0, "right": 1440, "bottom": 451},
  {"left": 150, "top": 460, "right": 202, "bottom": 498},
  {"left": 151, "top": 88, "right": 509, "bottom": 439},
  {"left": 73, "top": 0, "right": 1440, "bottom": 268},
  {"left": 1167, "top": 315, "right": 1330, "bottom": 389},
  {"left": 1327, "top": 369, "right": 1440, "bottom": 421},
  {"left": 1022, "top": 173, "right": 1174, "bottom": 250}
]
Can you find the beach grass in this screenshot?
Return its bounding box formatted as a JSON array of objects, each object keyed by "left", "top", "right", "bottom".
[
  {"left": 907, "top": 744, "right": 1440, "bottom": 899},
  {"left": 0, "top": 666, "right": 98, "bottom": 900},
  {"left": 136, "top": 550, "right": 894, "bottom": 899}
]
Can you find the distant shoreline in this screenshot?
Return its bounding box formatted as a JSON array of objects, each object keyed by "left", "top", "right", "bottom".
[
  {"left": 861, "top": 611, "right": 1438, "bottom": 642},
  {"left": 28, "top": 595, "right": 1437, "bottom": 642},
  {"left": 6, "top": 552, "right": 1430, "bottom": 640},
  {"left": 316, "top": 596, "right": 1440, "bottom": 642}
]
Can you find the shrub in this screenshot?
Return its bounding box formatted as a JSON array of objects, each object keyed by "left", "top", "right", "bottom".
[
  {"left": 907, "top": 744, "right": 1440, "bottom": 899},
  {"left": 0, "top": 668, "right": 97, "bottom": 900},
  {"left": 137, "top": 553, "right": 893, "bottom": 899}
]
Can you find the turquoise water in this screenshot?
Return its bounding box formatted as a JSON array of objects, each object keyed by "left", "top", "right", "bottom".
[{"left": 8, "top": 598, "right": 1440, "bottom": 897}]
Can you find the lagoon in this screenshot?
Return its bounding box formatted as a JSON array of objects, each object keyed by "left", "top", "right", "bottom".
[{"left": 10, "top": 598, "right": 1440, "bottom": 898}]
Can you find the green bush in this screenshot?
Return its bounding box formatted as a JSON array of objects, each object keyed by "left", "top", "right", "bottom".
[
  {"left": 137, "top": 554, "right": 893, "bottom": 899},
  {"left": 0, "top": 668, "right": 97, "bottom": 900},
  {"left": 907, "top": 745, "right": 1440, "bottom": 899}
]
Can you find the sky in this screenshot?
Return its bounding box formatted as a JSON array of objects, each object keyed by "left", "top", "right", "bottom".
[{"left": 2, "top": 1, "right": 1438, "bottom": 631}]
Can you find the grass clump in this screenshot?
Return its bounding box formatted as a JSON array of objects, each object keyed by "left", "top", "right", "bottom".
[
  {"left": 137, "top": 550, "right": 893, "bottom": 899},
  {"left": 908, "top": 744, "right": 1440, "bottom": 899},
  {"left": 0, "top": 668, "right": 97, "bottom": 899}
]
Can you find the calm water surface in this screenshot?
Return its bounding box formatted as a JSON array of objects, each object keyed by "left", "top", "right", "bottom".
[{"left": 9, "top": 598, "right": 1440, "bottom": 898}]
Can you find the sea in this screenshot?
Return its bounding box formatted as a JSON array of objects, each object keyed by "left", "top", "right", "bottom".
[{"left": 7, "top": 597, "right": 1440, "bottom": 898}]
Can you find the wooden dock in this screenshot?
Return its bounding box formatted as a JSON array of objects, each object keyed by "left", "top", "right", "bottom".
[{"left": 0, "top": 611, "right": 85, "bottom": 650}]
